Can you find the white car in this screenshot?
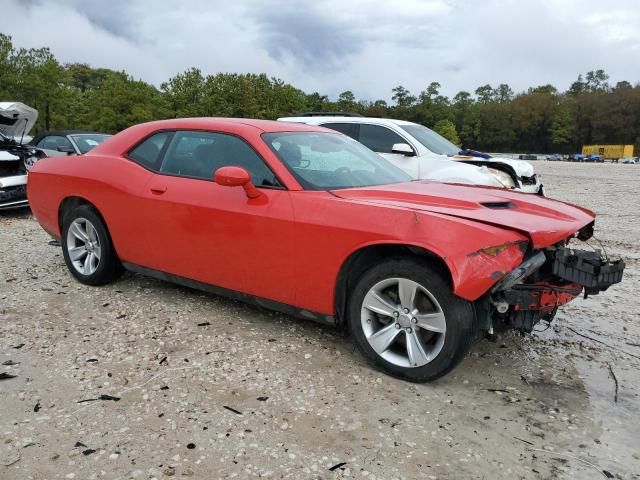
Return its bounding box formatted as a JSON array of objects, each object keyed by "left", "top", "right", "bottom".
[
  {"left": 279, "top": 114, "right": 543, "bottom": 194},
  {"left": 0, "top": 102, "right": 45, "bottom": 210}
]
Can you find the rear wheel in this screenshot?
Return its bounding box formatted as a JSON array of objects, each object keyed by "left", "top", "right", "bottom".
[
  {"left": 61, "top": 205, "right": 123, "bottom": 285},
  {"left": 348, "top": 257, "right": 474, "bottom": 382}
]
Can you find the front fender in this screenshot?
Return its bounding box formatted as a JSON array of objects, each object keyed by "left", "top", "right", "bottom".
[{"left": 446, "top": 240, "right": 527, "bottom": 300}]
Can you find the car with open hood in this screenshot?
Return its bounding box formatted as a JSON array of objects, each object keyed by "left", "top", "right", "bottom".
[
  {"left": 0, "top": 102, "right": 47, "bottom": 210},
  {"left": 279, "top": 114, "right": 543, "bottom": 194},
  {"left": 27, "top": 118, "right": 624, "bottom": 381}
]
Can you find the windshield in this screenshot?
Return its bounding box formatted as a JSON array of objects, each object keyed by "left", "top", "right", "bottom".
[
  {"left": 69, "top": 134, "right": 111, "bottom": 154},
  {"left": 262, "top": 132, "right": 411, "bottom": 190},
  {"left": 400, "top": 124, "right": 460, "bottom": 156}
]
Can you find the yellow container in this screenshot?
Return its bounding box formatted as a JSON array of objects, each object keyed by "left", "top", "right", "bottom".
[{"left": 581, "top": 145, "right": 635, "bottom": 159}]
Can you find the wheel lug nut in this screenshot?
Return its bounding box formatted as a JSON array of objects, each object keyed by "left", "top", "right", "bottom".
[
  {"left": 412, "top": 318, "right": 417, "bottom": 324},
  {"left": 395, "top": 323, "right": 400, "bottom": 329},
  {"left": 403, "top": 308, "right": 409, "bottom": 314},
  {"left": 393, "top": 311, "right": 399, "bottom": 317},
  {"left": 406, "top": 327, "right": 412, "bottom": 333}
]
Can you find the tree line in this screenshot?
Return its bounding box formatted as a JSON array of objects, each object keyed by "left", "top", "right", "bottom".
[{"left": 2, "top": 33, "right": 639, "bottom": 154}]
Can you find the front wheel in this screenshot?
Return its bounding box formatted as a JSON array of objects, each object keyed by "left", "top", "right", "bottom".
[{"left": 348, "top": 258, "right": 474, "bottom": 382}]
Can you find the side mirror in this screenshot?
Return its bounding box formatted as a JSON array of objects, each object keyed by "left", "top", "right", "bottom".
[
  {"left": 214, "top": 166, "right": 261, "bottom": 199},
  {"left": 391, "top": 143, "right": 415, "bottom": 156},
  {"left": 57, "top": 145, "right": 75, "bottom": 154}
]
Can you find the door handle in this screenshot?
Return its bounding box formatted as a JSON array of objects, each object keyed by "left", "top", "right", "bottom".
[{"left": 150, "top": 185, "right": 167, "bottom": 194}]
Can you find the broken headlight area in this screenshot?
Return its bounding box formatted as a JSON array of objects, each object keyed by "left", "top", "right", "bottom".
[
  {"left": 485, "top": 243, "right": 624, "bottom": 333},
  {"left": 0, "top": 141, "right": 46, "bottom": 209}
]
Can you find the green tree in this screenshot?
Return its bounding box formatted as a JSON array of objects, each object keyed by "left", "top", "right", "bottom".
[
  {"left": 568, "top": 74, "right": 586, "bottom": 96},
  {"left": 161, "top": 68, "right": 206, "bottom": 118},
  {"left": 494, "top": 84, "right": 514, "bottom": 102},
  {"left": 337, "top": 90, "right": 357, "bottom": 111},
  {"left": 414, "top": 82, "right": 450, "bottom": 127},
  {"left": 550, "top": 100, "right": 574, "bottom": 148},
  {"left": 434, "top": 119, "right": 461, "bottom": 146},
  {"left": 615, "top": 80, "right": 632, "bottom": 90},
  {"left": 306, "top": 92, "right": 330, "bottom": 111},
  {"left": 391, "top": 85, "right": 416, "bottom": 108},
  {"left": 475, "top": 84, "right": 495, "bottom": 103},
  {"left": 452, "top": 91, "right": 473, "bottom": 132},
  {"left": 585, "top": 69, "right": 609, "bottom": 92}
]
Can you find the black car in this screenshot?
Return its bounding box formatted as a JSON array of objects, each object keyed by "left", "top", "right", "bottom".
[{"left": 29, "top": 130, "right": 111, "bottom": 156}]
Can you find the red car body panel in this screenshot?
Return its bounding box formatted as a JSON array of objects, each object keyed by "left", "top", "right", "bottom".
[{"left": 27, "top": 118, "right": 595, "bottom": 318}]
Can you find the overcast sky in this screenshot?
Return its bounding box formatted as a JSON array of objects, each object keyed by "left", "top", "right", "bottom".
[{"left": 4, "top": 0, "right": 640, "bottom": 101}]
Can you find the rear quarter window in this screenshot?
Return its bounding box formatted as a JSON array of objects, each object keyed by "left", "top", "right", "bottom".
[{"left": 127, "top": 132, "right": 173, "bottom": 171}]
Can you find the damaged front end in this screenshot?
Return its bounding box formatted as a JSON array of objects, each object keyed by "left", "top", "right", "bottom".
[
  {"left": 0, "top": 102, "right": 42, "bottom": 210},
  {"left": 0, "top": 136, "right": 45, "bottom": 210},
  {"left": 481, "top": 223, "right": 625, "bottom": 334}
]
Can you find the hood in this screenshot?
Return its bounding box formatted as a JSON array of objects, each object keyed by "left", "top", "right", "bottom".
[
  {"left": 331, "top": 181, "right": 594, "bottom": 248},
  {"left": 418, "top": 155, "right": 503, "bottom": 187},
  {"left": 0, "top": 102, "right": 38, "bottom": 141},
  {"left": 453, "top": 154, "right": 534, "bottom": 177}
]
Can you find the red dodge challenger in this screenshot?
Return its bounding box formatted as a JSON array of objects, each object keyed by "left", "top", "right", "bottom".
[{"left": 27, "top": 118, "right": 624, "bottom": 381}]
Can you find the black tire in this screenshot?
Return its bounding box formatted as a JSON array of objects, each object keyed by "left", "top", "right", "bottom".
[
  {"left": 61, "top": 204, "right": 123, "bottom": 286},
  {"left": 347, "top": 257, "right": 474, "bottom": 382}
]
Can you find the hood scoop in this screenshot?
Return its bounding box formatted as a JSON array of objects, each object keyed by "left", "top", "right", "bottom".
[{"left": 481, "top": 201, "right": 514, "bottom": 209}]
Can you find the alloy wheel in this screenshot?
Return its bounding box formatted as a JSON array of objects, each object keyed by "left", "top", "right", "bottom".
[
  {"left": 66, "top": 217, "right": 102, "bottom": 276},
  {"left": 360, "top": 277, "right": 446, "bottom": 368}
]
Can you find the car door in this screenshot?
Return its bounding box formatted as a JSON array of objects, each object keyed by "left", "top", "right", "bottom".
[
  {"left": 356, "top": 124, "right": 420, "bottom": 178},
  {"left": 134, "top": 130, "right": 296, "bottom": 305}
]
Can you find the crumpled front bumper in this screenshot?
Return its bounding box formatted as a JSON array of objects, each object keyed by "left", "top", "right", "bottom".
[
  {"left": 491, "top": 246, "right": 625, "bottom": 332},
  {"left": 552, "top": 248, "right": 624, "bottom": 296}
]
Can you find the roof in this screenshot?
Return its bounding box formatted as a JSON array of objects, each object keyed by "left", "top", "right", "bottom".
[
  {"left": 278, "top": 115, "right": 417, "bottom": 127},
  {"left": 124, "top": 117, "right": 328, "bottom": 133},
  {"left": 89, "top": 117, "right": 334, "bottom": 157},
  {"left": 293, "top": 111, "right": 364, "bottom": 117}
]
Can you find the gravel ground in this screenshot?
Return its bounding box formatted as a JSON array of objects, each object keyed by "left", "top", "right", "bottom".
[{"left": 1, "top": 161, "right": 639, "bottom": 480}]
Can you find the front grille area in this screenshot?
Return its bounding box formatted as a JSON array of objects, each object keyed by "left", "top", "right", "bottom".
[
  {"left": 520, "top": 174, "right": 537, "bottom": 186},
  {"left": 0, "top": 184, "right": 27, "bottom": 206}
]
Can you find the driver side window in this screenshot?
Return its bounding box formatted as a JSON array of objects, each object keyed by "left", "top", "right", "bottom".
[{"left": 159, "top": 131, "right": 281, "bottom": 187}]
